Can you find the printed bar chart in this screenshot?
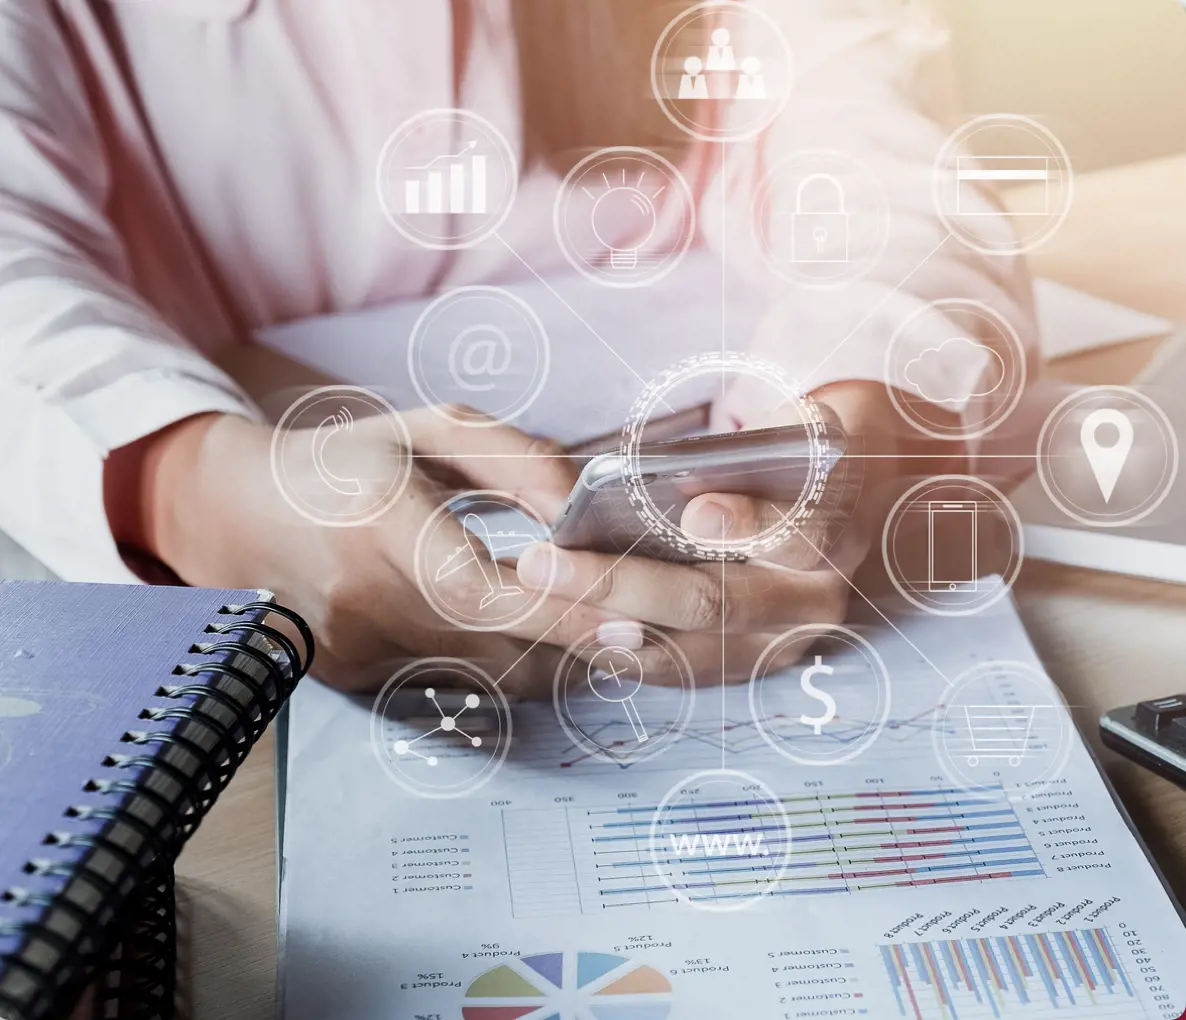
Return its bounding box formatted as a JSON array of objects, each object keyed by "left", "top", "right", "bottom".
[
  {"left": 881, "top": 929, "right": 1136, "bottom": 1019},
  {"left": 502, "top": 785, "right": 1044, "bottom": 918}
]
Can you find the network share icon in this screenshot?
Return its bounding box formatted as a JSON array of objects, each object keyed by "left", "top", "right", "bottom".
[
  {"left": 371, "top": 658, "right": 511, "bottom": 799},
  {"left": 391, "top": 687, "right": 485, "bottom": 766}
]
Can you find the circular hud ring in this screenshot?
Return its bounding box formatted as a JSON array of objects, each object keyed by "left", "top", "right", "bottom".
[{"left": 620, "top": 352, "right": 833, "bottom": 561}]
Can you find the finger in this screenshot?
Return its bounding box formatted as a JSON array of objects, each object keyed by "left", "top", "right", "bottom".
[
  {"left": 381, "top": 469, "right": 542, "bottom": 627},
  {"left": 375, "top": 635, "right": 565, "bottom": 702},
  {"left": 567, "top": 615, "right": 835, "bottom": 690},
  {"left": 403, "top": 407, "right": 577, "bottom": 518},
  {"left": 648, "top": 631, "right": 806, "bottom": 685},
  {"left": 560, "top": 629, "right": 810, "bottom": 687},
  {"left": 559, "top": 630, "right": 691, "bottom": 689},
  {"left": 309, "top": 631, "right": 524, "bottom": 693},
  {"left": 681, "top": 492, "right": 825, "bottom": 570},
  {"left": 520, "top": 540, "right": 850, "bottom": 635},
  {"left": 489, "top": 641, "right": 566, "bottom": 701},
  {"left": 379, "top": 472, "right": 620, "bottom": 649},
  {"left": 486, "top": 580, "right": 630, "bottom": 653},
  {"left": 518, "top": 542, "right": 722, "bottom": 630}
]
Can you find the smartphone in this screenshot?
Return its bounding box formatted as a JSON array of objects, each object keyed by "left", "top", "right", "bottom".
[
  {"left": 449, "top": 419, "right": 848, "bottom": 564},
  {"left": 550, "top": 422, "right": 847, "bottom": 561}
]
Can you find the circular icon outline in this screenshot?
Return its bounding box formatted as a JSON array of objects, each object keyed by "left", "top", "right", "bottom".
[
  {"left": 647, "top": 769, "right": 793, "bottom": 912},
  {"left": 370, "top": 657, "right": 511, "bottom": 800},
  {"left": 931, "top": 660, "right": 1075, "bottom": 801},
  {"left": 270, "top": 385, "right": 412, "bottom": 528},
  {"left": 1036, "top": 385, "right": 1179, "bottom": 529},
  {"left": 553, "top": 146, "right": 697, "bottom": 289},
  {"left": 554, "top": 625, "right": 696, "bottom": 766},
  {"left": 885, "top": 299, "right": 1028, "bottom": 442},
  {"left": 749, "top": 624, "right": 892, "bottom": 767},
  {"left": 587, "top": 647, "right": 646, "bottom": 703},
  {"left": 934, "top": 113, "right": 1074, "bottom": 257},
  {"left": 375, "top": 107, "right": 518, "bottom": 250},
  {"left": 407, "top": 286, "right": 552, "bottom": 428},
  {"left": 414, "top": 490, "right": 555, "bottom": 633},
  {"left": 752, "top": 149, "right": 893, "bottom": 290},
  {"left": 881, "top": 475, "right": 1024, "bottom": 617},
  {"left": 651, "top": 0, "right": 794, "bottom": 144},
  {"left": 621, "top": 351, "right": 834, "bottom": 561}
]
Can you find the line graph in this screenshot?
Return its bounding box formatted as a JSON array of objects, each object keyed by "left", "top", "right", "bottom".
[
  {"left": 501, "top": 784, "right": 1043, "bottom": 918},
  {"left": 511, "top": 705, "right": 950, "bottom": 773}
]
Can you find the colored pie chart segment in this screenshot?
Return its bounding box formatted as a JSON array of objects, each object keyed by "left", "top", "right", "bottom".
[{"left": 462, "top": 951, "right": 673, "bottom": 1020}]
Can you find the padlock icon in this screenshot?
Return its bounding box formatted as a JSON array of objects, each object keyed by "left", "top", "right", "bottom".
[{"left": 791, "top": 173, "right": 850, "bottom": 264}]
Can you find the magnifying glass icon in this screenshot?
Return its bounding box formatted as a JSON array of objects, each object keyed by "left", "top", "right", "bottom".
[{"left": 587, "top": 647, "right": 649, "bottom": 744}]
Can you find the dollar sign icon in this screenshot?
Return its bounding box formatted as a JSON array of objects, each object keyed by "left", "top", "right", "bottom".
[{"left": 798, "top": 655, "right": 837, "bottom": 735}]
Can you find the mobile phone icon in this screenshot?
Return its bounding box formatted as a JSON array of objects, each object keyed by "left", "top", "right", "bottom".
[{"left": 927, "top": 501, "right": 979, "bottom": 592}]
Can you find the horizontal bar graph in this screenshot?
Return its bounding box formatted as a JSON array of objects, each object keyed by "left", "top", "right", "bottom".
[
  {"left": 502, "top": 785, "right": 1043, "bottom": 918},
  {"left": 881, "top": 929, "right": 1136, "bottom": 1019}
]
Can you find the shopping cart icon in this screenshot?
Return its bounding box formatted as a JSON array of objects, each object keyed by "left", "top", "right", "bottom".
[{"left": 963, "top": 705, "right": 1039, "bottom": 767}]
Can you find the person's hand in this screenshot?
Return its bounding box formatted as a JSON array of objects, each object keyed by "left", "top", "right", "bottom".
[
  {"left": 513, "top": 380, "right": 903, "bottom": 684},
  {"left": 119, "top": 405, "right": 637, "bottom": 694}
]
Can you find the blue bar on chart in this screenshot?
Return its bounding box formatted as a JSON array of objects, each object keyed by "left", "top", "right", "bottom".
[
  {"left": 500, "top": 785, "right": 1049, "bottom": 918},
  {"left": 579, "top": 786, "right": 1043, "bottom": 912},
  {"left": 880, "top": 928, "right": 1135, "bottom": 1019}
]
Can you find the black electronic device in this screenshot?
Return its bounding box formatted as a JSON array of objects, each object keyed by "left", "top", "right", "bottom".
[{"left": 1101, "top": 695, "right": 1186, "bottom": 790}]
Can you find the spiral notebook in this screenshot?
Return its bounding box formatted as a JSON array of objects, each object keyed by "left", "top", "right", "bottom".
[{"left": 0, "top": 581, "right": 313, "bottom": 1020}]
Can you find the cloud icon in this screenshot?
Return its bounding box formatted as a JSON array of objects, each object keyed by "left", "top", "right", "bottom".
[{"left": 903, "top": 337, "right": 1005, "bottom": 404}]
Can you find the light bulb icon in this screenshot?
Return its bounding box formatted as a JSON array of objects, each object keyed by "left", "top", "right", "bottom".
[
  {"left": 592, "top": 187, "right": 657, "bottom": 269},
  {"left": 588, "top": 168, "right": 665, "bottom": 271},
  {"left": 556, "top": 147, "right": 695, "bottom": 288}
]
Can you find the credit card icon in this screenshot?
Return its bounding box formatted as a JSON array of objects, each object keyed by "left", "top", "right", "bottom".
[{"left": 956, "top": 156, "right": 1052, "bottom": 216}]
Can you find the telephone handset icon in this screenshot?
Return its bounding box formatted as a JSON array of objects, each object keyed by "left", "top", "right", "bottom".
[{"left": 313, "top": 408, "right": 363, "bottom": 497}]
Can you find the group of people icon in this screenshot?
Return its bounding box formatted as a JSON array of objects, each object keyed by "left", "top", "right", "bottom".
[{"left": 677, "top": 28, "right": 766, "bottom": 101}]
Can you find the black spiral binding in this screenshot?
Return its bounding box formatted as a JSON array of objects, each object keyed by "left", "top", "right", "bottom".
[{"left": 0, "top": 600, "right": 313, "bottom": 1020}]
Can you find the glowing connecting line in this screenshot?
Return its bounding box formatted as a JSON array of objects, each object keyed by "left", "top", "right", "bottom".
[{"left": 391, "top": 688, "right": 484, "bottom": 767}]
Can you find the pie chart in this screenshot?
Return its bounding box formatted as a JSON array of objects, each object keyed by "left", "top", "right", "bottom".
[{"left": 461, "top": 950, "right": 673, "bottom": 1020}]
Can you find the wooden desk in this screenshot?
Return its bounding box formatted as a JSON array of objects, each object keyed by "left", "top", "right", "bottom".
[
  {"left": 1006, "top": 154, "right": 1186, "bottom": 900},
  {"left": 177, "top": 156, "right": 1186, "bottom": 1019}
]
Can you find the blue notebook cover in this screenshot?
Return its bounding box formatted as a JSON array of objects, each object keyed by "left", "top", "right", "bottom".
[{"left": 0, "top": 581, "right": 310, "bottom": 1020}]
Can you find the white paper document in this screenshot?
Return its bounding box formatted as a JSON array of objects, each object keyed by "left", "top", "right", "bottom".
[
  {"left": 278, "top": 587, "right": 1186, "bottom": 1020},
  {"left": 257, "top": 259, "right": 1173, "bottom": 429},
  {"left": 257, "top": 252, "right": 766, "bottom": 445},
  {"left": 1032, "top": 280, "right": 1172, "bottom": 361}
]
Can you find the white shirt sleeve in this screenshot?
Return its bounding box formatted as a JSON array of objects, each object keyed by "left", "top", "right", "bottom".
[
  {"left": 0, "top": 2, "right": 257, "bottom": 582},
  {"left": 704, "top": 0, "right": 1037, "bottom": 424}
]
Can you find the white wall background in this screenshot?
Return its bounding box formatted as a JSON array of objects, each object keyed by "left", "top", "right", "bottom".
[{"left": 934, "top": 0, "right": 1186, "bottom": 170}]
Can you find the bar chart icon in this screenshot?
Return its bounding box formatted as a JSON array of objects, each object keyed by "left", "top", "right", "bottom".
[
  {"left": 403, "top": 140, "right": 488, "bottom": 216},
  {"left": 956, "top": 155, "right": 1051, "bottom": 216},
  {"left": 377, "top": 108, "right": 517, "bottom": 249}
]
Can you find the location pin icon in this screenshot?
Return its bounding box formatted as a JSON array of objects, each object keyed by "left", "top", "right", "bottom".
[{"left": 1080, "top": 408, "right": 1134, "bottom": 503}]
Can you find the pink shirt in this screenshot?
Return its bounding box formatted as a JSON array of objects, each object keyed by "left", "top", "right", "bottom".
[{"left": 0, "top": 0, "right": 1033, "bottom": 582}]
